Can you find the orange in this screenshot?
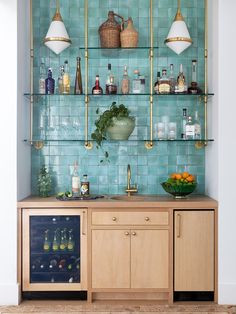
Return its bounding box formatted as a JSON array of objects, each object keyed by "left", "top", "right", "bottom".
[
  {"left": 175, "top": 173, "right": 182, "bottom": 180},
  {"left": 182, "top": 171, "right": 189, "bottom": 179},
  {"left": 186, "top": 175, "right": 195, "bottom": 182},
  {"left": 170, "top": 173, "right": 177, "bottom": 179}
]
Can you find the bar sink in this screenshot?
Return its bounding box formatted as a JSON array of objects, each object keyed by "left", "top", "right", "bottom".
[{"left": 110, "top": 195, "right": 156, "bottom": 201}]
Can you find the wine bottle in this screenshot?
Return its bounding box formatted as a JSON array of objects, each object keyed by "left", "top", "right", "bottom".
[
  {"left": 43, "top": 229, "right": 50, "bottom": 252},
  {"left": 74, "top": 57, "right": 83, "bottom": 94},
  {"left": 40, "top": 260, "right": 49, "bottom": 270},
  {"left": 59, "top": 229, "right": 66, "bottom": 251},
  {"left": 58, "top": 258, "right": 66, "bottom": 270},
  {"left": 52, "top": 229, "right": 59, "bottom": 251},
  {"left": 67, "top": 256, "right": 78, "bottom": 270},
  {"left": 49, "top": 257, "right": 59, "bottom": 269},
  {"left": 31, "top": 257, "right": 42, "bottom": 270},
  {"left": 67, "top": 229, "right": 75, "bottom": 251}
]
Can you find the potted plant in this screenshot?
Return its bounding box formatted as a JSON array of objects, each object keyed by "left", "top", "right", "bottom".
[{"left": 91, "top": 102, "right": 135, "bottom": 161}]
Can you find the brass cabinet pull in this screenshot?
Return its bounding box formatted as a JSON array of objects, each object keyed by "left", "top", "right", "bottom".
[
  {"left": 82, "top": 211, "right": 86, "bottom": 235},
  {"left": 124, "top": 231, "right": 130, "bottom": 236},
  {"left": 132, "top": 231, "right": 136, "bottom": 236},
  {"left": 145, "top": 217, "right": 150, "bottom": 221},
  {"left": 112, "top": 217, "right": 117, "bottom": 221},
  {"left": 177, "top": 214, "right": 181, "bottom": 238}
]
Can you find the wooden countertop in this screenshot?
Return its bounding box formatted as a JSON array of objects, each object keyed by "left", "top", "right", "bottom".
[{"left": 17, "top": 195, "right": 218, "bottom": 209}]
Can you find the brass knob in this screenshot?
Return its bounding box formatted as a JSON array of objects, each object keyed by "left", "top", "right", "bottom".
[
  {"left": 132, "top": 232, "right": 136, "bottom": 236},
  {"left": 145, "top": 217, "right": 150, "bottom": 221},
  {"left": 124, "top": 231, "right": 130, "bottom": 236},
  {"left": 112, "top": 217, "right": 117, "bottom": 221}
]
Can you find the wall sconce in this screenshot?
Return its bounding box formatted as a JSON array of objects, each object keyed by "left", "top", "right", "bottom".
[
  {"left": 165, "top": 0, "right": 192, "bottom": 55},
  {"left": 44, "top": 0, "right": 72, "bottom": 55}
]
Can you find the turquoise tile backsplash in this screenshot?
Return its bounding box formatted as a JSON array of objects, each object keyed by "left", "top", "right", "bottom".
[{"left": 31, "top": 0, "right": 206, "bottom": 195}]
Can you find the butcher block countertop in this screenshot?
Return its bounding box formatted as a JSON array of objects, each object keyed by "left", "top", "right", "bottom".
[{"left": 18, "top": 195, "right": 218, "bottom": 209}]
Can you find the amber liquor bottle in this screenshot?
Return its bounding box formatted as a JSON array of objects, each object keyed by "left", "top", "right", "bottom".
[
  {"left": 74, "top": 57, "right": 83, "bottom": 94},
  {"left": 92, "top": 75, "right": 103, "bottom": 95}
]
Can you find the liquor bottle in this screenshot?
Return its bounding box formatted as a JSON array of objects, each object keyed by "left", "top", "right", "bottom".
[
  {"left": 194, "top": 110, "right": 201, "bottom": 139},
  {"left": 181, "top": 108, "right": 188, "bottom": 139},
  {"left": 67, "top": 229, "right": 75, "bottom": 251},
  {"left": 80, "top": 174, "right": 90, "bottom": 196},
  {"left": 158, "top": 69, "right": 171, "bottom": 94},
  {"left": 188, "top": 60, "right": 202, "bottom": 94},
  {"left": 58, "top": 258, "right": 66, "bottom": 270},
  {"left": 59, "top": 229, "right": 66, "bottom": 251},
  {"left": 72, "top": 160, "right": 80, "bottom": 197},
  {"left": 92, "top": 75, "right": 103, "bottom": 95},
  {"left": 45, "top": 68, "right": 55, "bottom": 95},
  {"left": 39, "top": 62, "right": 46, "bottom": 94},
  {"left": 62, "top": 60, "right": 70, "bottom": 94},
  {"left": 154, "top": 71, "right": 161, "bottom": 94},
  {"left": 58, "top": 65, "right": 64, "bottom": 94},
  {"left": 185, "top": 116, "right": 195, "bottom": 139},
  {"left": 43, "top": 229, "right": 50, "bottom": 252},
  {"left": 176, "top": 64, "right": 187, "bottom": 93},
  {"left": 74, "top": 57, "right": 83, "bottom": 95},
  {"left": 52, "top": 229, "right": 59, "bottom": 251},
  {"left": 132, "top": 70, "right": 141, "bottom": 94},
  {"left": 121, "top": 65, "right": 130, "bottom": 94},
  {"left": 106, "top": 63, "right": 117, "bottom": 94},
  {"left": 169, "top": 64, "right": 176, "bottom": 93}
]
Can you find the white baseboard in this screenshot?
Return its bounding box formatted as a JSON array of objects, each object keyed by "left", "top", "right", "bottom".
[
  {"left": 219, "top": 283, "right": 236, "bottom": 304},
  {"left": 0, "top": 283, "right": 20, "bottom": 305}
]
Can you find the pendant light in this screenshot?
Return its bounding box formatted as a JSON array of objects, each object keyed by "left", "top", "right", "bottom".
[
  {"left": 44, "top": 0, "right": 72, "bottom": 55},
  {"left": 165, "top": 0, "right": 192, "bottom": 55}
]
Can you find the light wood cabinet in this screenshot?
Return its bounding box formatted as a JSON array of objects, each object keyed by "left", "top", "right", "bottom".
[
  {"left": 174, "top": 210, "right": 214, "bottom": 292},
  {"left": 91, "top": 210, "right": 170, "bottom": 291}
]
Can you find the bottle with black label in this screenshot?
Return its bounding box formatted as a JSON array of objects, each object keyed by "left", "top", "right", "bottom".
[{"left": 80, "top": 174, "right": 90, "bottom": 196}]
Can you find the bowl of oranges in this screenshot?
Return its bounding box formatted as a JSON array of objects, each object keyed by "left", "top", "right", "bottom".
[{"left": 161, "top": 172, "right": 197, "bottom": 199}]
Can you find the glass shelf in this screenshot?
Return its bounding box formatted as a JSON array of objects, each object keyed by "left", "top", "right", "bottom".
[
  {"left": 24, "top": 139, "right": 214, "bottom": 144},
  {"left": 24, "top": 93, "right": 214, "bottom": 98},
  {"left": 79, "top": 47, "right": 158, "bottom": 58}
]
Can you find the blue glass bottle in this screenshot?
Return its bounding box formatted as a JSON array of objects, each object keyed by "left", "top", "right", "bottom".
[{"left": 45, "top": 68, "right": 55, "bottom": 94}]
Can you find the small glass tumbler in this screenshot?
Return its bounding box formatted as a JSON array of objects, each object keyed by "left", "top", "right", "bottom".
[
  {"left": 156, "top": 122, "right": 166, "bottom": 140},
  {"left": 168, "top": 122, "right": 177, "bottom": 140}
]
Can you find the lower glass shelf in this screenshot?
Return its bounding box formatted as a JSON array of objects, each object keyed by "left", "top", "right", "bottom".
[{"left": 24, "top": 139, "right": 214, "bottom": 143}]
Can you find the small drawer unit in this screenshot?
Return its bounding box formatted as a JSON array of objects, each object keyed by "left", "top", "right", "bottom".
[{"left": 92, "top": 210, "right": 169, "bottom": 226}]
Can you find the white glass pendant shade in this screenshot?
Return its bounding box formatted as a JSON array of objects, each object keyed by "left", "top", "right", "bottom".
[
  {"left": 165, "top": 4, "right": 192, "bottom": 55},
  {"left": 44, "top": 9, "right": 72, "bottom": 55}
]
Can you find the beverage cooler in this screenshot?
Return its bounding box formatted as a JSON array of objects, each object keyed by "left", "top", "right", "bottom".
[{"left": 22, "top": 208, "right": 87, "bottom": 292}]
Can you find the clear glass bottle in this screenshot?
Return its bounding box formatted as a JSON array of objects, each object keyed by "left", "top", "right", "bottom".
[
  {"left": 121, "top": 65, "right": 130, "bottom": 94},
  {"left": 176, "top": 64, "right": 187, "bottom": 93},
  {"left": 62, "top": 60, "right": 70, "bottom": 94},
  {"left": 169, "top": 64, "right": 176, "bottom": 93},
  {"left": 58, "top": 65, "right": 64, "bottom": 94},
  {"left": 185, "top": 116, "right": 195, "bottom": 139},
  {"left": 158, "top": 69, "right": 171, "bottom": 94},
  {"left": 154, "top": 71, "right": 161, "bottom": 94},
  {"left": 72, "top": 161, "right": 80, "bottom": 196},
  {"left": 132, "top": 70, "right": 141, "bottom": 94},
  {"left": 80, "top": 174, "right": 90, "bottom": 196},
  {"left": 105, "top": 63, "right": 117, "bottom": 94},
  {"left": 188, "top": 60, "right": 202, "bottom": 94},
  {"left": 52, "top": 229, "right": 59, "bottom": 251},
  {"left": 92, "top": 75, "right": 103, "bottom": 94},
  {"left": 45, "top": 68, "right": 55, "bottom": 95},
  {"left": 67, "top": 229, "right": 75, "bottom": 251},
  {"left": 74, "top": 57, "right": 83, "bottom": 94},
  {"left": 181, "top": 108, "right": 188, "bottom": 139},
  {"left": 194, "top": 110, "right": 201, "bottom": 139},
  {"left": 39, "top": 62, "right": 46, "bottom": 94},
  {"left": 43, "top": 229, "right": 50, "bottom": 252}
]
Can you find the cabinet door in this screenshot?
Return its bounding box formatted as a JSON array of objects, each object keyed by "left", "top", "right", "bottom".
[
  {"left": 131, "top": 230, "right": 169, "bottom": 289},
  {"left": 174, "top": 211, "right": 214, "bottom": 291},
  {"left": 92, "top": 229, "right": 130, "bottom": 288}
]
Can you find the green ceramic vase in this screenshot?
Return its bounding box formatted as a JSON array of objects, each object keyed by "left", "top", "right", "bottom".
[{"left": 106, "top": 117, "right": 135, "bottom": 140}]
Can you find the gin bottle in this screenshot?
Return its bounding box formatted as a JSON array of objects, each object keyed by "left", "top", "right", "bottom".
[
  {"left": 185, "top": 116, "right": 195, "bottom": 140},
  {"left": 176, "top": 64, "right": 187, "bottom": 93},
  {"left": 169, "top": 64, "right": 176, "bottom": 93},
  {"left": 158, "top": 69, "right": 170, "bottom": 94}
]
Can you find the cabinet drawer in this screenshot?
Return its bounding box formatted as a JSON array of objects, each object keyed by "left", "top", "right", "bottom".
[{"left": 92, "top": 211, "right": 169, "bottom": 226}]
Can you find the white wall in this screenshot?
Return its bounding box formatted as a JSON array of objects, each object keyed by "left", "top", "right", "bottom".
[
  {"left": 207, "top": 0, "right": 236, "bottom": 305},
  {"left": 0, "top": 0, "right": 19, "bottom": 305}
]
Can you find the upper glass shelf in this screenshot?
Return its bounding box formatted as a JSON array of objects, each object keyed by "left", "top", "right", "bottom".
[{"left": 79, "top": 47, "right": 158, "bottom": 59}]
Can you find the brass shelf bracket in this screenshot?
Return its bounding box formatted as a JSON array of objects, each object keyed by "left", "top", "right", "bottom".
[{"left": 145, "top": 0, "right": 154, "bottom": 150}]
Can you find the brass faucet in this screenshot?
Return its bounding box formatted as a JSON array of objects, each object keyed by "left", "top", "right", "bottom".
[{"left": 126, "top": 164, "right": 138, "bottom": 197}]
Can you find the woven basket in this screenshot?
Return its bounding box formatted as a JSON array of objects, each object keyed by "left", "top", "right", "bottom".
[
  {"left": 99, "top": 11, "right": 123, "bottom": 48},
  {"left": 121, "top": 17, "right": 138, "bottom": 48}
]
